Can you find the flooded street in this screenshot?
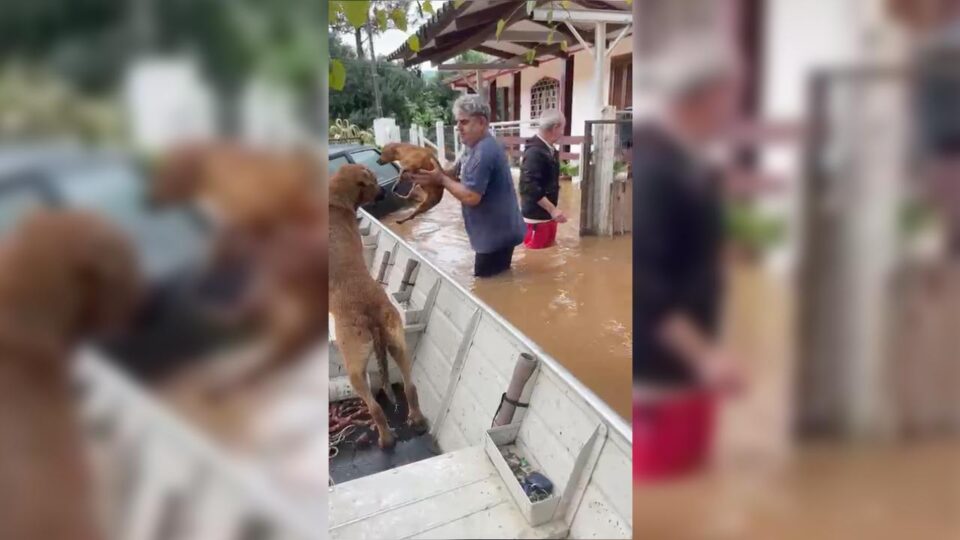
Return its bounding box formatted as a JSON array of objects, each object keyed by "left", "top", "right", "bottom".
[
  {"left": 634, "top": 440, "right": 960, "bottom": 539},
  {"left": 387, "top": 177, "right": 633, "bottom": 420},
  {"left": 637, "top": 250, "right": 960, "bottom": 539}
]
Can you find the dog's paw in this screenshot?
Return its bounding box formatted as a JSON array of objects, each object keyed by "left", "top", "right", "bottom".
[
  {"left": 378, "top": 434, "right": 397, "bottom": 451},
  {"left": 409, "top": 417, "right": 429, "bottom": 435}
]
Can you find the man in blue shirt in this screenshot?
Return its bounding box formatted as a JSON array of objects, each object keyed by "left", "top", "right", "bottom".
[{"left": 410, "top": 95, "right": 525, "bottom": 277}]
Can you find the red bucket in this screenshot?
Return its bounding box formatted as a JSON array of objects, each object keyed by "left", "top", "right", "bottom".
[{"left": 633, "top": 390, "right": 716, "bottom": 482}]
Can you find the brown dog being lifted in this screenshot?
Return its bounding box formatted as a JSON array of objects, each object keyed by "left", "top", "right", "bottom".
[
  {"left": 0, "top": 210, "right": 141, "bottom": 540},
  {"left": 149, "top": 142, "right": 329, "bottom": 394},
  {"left": 330, "top": 164, "right": 427, "bottom": 448},
  {"left": 378, "top": 142, "right": 458, "bottom": 225},
  {"left": 151, "top": 141, "right": 320, "bottom": 265}
]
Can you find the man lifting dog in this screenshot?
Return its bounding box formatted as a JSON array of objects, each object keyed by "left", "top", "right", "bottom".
[{"left": 409, "top": 95, "right": 526, "bottom": 278}]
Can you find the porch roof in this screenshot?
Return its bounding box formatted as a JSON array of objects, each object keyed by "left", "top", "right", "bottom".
[{"left": 385, "top": 0, "right": 632, "bottom": 70}]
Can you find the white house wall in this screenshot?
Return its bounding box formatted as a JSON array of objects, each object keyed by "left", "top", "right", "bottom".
[
  {"left": 490, "top": 37, "right": 632, "bottom": 160},
  {"left": 759, "top": 0, "right": 872, "bottom": 276}
]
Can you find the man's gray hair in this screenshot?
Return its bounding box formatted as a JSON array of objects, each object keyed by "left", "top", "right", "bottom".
[
  {"left": 654, "top": 41, "right": 737, "bottom": 103},
  {"left": 453, "top": 94, "right": 491, "bottom": 120},
  {"left": 538, "top": 110, "right": 565, "bottom": 130}
]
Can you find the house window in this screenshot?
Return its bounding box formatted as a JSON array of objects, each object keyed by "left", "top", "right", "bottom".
[
  {"left": 530, "top": 77, "right": 560, "bottom": 119},
  {"left": 609, "top": 53, "right": 632, "bottom": 111},
  {"left": 497, "top": 87, "right": 510, "bottom": 121}
]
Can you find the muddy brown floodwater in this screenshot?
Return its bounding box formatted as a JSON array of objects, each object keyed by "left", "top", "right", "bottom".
[
  {"left": 638, "top": 244, "right": 960, "bottom": 540},
  {"left": 387, "top": 176, "right": 633, "bottom": 420}
]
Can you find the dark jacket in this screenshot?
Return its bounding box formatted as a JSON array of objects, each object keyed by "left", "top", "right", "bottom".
[
  {"left": 633, "top": 124, "right": 724, "bottom": 386},
  {"left": 518, "top": 136, "right": 560, "bottom": 221}
]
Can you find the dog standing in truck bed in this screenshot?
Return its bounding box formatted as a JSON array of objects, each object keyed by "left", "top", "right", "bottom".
[
  {"left": 329, "top": 163, "right": 427, "bottom": 449},
  {"left": 377, "top": 142, "right": 458, "bottom": 225},
  {"left": 0, "top": 210, "right": 142, "bottom": 540}
]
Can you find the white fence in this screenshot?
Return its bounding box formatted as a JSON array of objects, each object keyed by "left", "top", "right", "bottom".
[{"left": 407, "top": 120, "right": 453, "bottom": 167}]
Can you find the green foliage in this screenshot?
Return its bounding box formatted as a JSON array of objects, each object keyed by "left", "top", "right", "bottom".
[
  {"left": 0, "top": 63, "right": 124, "bottom": 144},
  {"left": 328, "top": 38, "right": 457, "bottom": 130},
  {"left": 899, "top": 197, "right": 937, "bottom": 238},
  {"left": 454, "top": 50, "right": 490, "bottom": 64},
  {"left": 330, "top": 59, "right": 346, "bottom": 91},
  {"left": 329, "top": 118, "right": 375, "bottom": 145},
  {"left": 724, "top": 201, "right": 786, "bottom": 255},
  {"left": 341, "top": 1, "right": 372, "bottom": 29},
  {"left": 559, "top": 160, "right": 579, "bottom": 177},
  {"left": 0, "top": 0, "right": 325, "bottom": 131},
  {"left": 404, "top": 93, "right": 448, "bottom": 127}
]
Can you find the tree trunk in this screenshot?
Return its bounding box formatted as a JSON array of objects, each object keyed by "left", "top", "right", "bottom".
[
  {"left": 367, "top": 22, "right": 383, "bottom": 118},
  {"left": 354, "top": 27, "right": 364, "bottom": 58}
]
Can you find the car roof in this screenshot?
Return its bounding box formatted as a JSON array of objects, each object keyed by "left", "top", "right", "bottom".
[
  {"left": 0, "top": 144, "right": 126, "bottom": 181},
  {"left": 329, "top": 144, "right": 377, "bottom": 157}
]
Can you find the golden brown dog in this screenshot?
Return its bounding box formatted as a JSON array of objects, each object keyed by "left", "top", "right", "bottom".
[
  {"left": 0, "top": 210, "right": 141, "bottom": 540},
  {"left": 378, "top": 142, "right": 457, "bottom": 225},
  {"left": 330, "top": 163, "right": 426, "bottom": 448},
  {"left": 151, "top": 141, "right": 320, "bottom": 264},
  {"left": 207, "top": 209, "right": 329, "bottom": 395},
  {"left": 150, "top": 143, "right": 330, "bottom": 396}
]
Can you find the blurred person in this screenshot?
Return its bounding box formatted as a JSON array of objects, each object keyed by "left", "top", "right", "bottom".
[
  {"left": 410, "top": 95, "right": 525, "bottom": 277},
  {"left": 519, "top": 109, "right": 567, "bottom": 249},
  {"left": 633, "top": 45, "right": 744, "bottom": 481}
]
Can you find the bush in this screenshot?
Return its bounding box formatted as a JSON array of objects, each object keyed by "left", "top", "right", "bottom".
[
  {"left": 0, "top": 63, "right": 124, "bottom": 144},
  {"left": 329, "top": 118, "right": 374, "bottom": 145},
  {"left": 328, "top": 37, "right": 458, "bottom": 130},
  {"left": 724, "top": 201, "right": 786, "bottom": 256},
  {"left": 560, "top": 160, "right": 579, "bottom": 177}
]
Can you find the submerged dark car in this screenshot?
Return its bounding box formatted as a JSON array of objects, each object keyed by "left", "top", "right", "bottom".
[
  {"left": 328, "top": 144, "right": 407, "bottom": 217},
  {"left": 0, "top": 145, "right": 247, "bottom": 381}
]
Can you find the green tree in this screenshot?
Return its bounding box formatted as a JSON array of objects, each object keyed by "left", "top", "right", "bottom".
[
  {"left": 0, "top": 0, "right": 325, "bottom": 133},
  {"left": 329, "top": 38, "right": 457, "bottom": 130}
]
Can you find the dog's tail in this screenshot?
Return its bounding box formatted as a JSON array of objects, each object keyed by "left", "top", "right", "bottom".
[{"left": 373, "top": 325, "right": 398, "bottom": 408}]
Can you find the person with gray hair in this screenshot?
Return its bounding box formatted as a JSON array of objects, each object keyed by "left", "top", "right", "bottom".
[
  {"left": 518, "top": 110, "right": 567, "bottom": 249},
  {"left": 410, "top": 94, "right": 525, "bottom": 277},
  {"left": 633, "top": 44, "right": 744, "bottom": 481}
]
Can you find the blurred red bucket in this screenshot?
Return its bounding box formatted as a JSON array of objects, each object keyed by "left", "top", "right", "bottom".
[{"left": 633, "top": 389, "right": 715, "bottom": 482}]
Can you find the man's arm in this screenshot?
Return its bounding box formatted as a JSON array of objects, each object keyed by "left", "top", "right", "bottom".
[
  {"left": 411, "top": 150, "right": 484, "bottom": 206},
  {"left": 537, "top": 196, "right": 558, "bottom": 214},
  {"left": 440, "top": 174, "right": 481, "bottom": 206}
]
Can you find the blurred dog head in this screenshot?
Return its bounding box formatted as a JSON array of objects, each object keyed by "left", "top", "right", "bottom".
[
  {"left": 13, "top": 210, "right": 144, "bottom": 340},
  {"left": 377, "top": 143, "right": 402, "bottom": 165}
]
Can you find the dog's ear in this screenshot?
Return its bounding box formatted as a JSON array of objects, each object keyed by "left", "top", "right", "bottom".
[{"left": 72, "top": 220, "right": 143, "bottom": 335}]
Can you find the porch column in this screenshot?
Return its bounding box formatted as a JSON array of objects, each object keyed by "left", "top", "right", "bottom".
[
  {"left": 561, "top": 55, "right": 574, "bottom": 154},
  {"left": 513, "top": 72, "right": 521, "bottom": 121},
  {"left": 594, "top": 22, "right": 607, "bottom": 119},
  {"left": 489, "top": 78, "right": 498, "bottom": 121}
]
